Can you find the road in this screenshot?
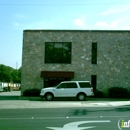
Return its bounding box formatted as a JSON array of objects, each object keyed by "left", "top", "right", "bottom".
[
  {"left": 0, "top": 91, "right": 130, "bottom": 130},
  {"left": 0, "top": 106, "right": 130, "bottom": 130}
]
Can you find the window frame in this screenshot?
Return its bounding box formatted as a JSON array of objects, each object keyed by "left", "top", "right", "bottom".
[{"left": 44, "top": 42, "right": 72, "bottom": 64}]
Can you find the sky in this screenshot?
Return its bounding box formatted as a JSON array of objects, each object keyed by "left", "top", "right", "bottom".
[{"left": 0, "top": 0, "right": 130, "bottom": 69}]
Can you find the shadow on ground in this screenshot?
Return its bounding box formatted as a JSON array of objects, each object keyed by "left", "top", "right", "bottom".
[{"left": 69, "top": 107, "right": 130, "bottom": 117}]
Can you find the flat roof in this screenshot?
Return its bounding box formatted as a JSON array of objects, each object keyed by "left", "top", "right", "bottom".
[{"left": 24, "top": 29, "right": 130, "bottom": 32}]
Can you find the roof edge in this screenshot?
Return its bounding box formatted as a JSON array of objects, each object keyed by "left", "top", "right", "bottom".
[{"left": 23, "top": 29, "right": 130, "bottom": 32}]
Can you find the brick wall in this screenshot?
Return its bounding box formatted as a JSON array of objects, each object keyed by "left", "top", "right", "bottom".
[{"left": 21, "top": 30, "right": 130, "bottom": 94}]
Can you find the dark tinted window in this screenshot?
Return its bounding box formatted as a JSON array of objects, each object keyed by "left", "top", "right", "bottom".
[
  {"left": 66, "top": 83, "right": 77, "bottom": 88},
  {"left": 92, "top": 42, "right": 97, "bottom": 64},
  {"left": 79, "top": 82, "right": 91, "bottom": 88},
  {"left": 57, "top": 83, "right": 66, "bottom": 89},
  {"left": 45, "top": 42, "right": 72, "bottom": 64}
]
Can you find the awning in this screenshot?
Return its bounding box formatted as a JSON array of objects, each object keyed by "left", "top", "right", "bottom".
[{"left": 41, "top": 71, "right": 74, "bottom": 78}]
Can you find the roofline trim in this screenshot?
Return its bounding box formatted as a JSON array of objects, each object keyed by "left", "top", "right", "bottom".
[{"left": 24, "top": 29, "right": 130, "bottom": 32}]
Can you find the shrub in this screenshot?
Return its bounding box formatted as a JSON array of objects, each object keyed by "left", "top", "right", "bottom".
[
  {"left": 108, "top": 87, "right": 128, "bottom": 98},
  {"left": 23, "top": 88, "right": 40, "bottom": 97},
  {"left": 93, "top": 89, "right": 106, "bottom": 98}
]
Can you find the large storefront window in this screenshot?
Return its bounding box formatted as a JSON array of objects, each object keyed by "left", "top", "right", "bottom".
[{"left": 45, "top": 42, "right": 72, "bottom": 63}]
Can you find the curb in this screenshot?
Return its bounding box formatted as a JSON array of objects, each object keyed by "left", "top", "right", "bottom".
[
  {"left": 18, "top": 96, "right": 41, "bottom": 100},
  {"left": 18, "top": 96, "right": 130, "bottom": 101}
]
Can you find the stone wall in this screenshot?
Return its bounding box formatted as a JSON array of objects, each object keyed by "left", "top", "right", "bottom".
[{"left": 21, "top": 30, "right": 130, "bottom": 94}]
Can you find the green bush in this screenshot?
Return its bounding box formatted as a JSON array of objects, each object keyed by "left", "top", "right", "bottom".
[
  {"left": 108, "top": 87, "right": 128, "bottom": 98},
  {"left": 23, "top": 88, "right": 40, "bottom": 97},
  {"left": 93, "top": 89, "right": 106, "bottom": 98}
]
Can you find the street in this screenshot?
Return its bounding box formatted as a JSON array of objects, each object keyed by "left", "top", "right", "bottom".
[
  {"left": 0, "top": 91, "right": 130, "bottom": 130},
  {"left": 0, "top": 106, "right": 130, "bottom": 130}
]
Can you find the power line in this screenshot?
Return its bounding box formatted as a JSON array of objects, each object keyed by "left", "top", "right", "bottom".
[{"left": 0, "top": 3, "right": 130, "bottom": 6}]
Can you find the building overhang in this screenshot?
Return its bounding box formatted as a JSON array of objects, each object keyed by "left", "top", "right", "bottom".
[{"left": 40, "top": 71, "right": 74, "bottom": 78}]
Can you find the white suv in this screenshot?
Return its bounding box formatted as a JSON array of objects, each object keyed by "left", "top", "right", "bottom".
[{"left": 40, "top": 81, "right": 94, "bottom": 101}]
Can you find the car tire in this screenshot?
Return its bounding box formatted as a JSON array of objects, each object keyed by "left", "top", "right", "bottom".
[
  {"left": 45, "top": 93, "right": 54, "bottom": 101},
  {"left": 77, "top": 93, "right": 86, "bottom": 101}
]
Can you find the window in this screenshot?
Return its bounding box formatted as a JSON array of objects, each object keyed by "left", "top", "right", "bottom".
[
  {"left": 57, "top": 83, "right": 77, "bottom": 89},
  {"left": 92, "top": 42, "right": 97, "bottom": 64},
  {"left": 79, "top": 82, "right": 92, "bottom": 88},
  {"left": 57, "top": 83, "right": 66, "bottom": 89},
  {"left": 45, "top": 42, "right": 72, "bottom": 63},
  {"left": 91, "top": 75, "right": 97, "bottom": 90},
  {"left": 66, "top": 83, "right": 77, "bottom": 88}
]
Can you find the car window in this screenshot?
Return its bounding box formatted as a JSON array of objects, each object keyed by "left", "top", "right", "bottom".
[
  {"left": 66, "top": 83, "right": 78, "bottom": 88},
  {"left": 79, "top": 82, "right": 91, "bottom": 88},
  {"left": 57, "top": 83, "right": 66, "bottom": 89}
]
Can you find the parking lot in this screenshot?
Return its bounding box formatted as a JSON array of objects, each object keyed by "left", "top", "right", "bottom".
[{"left": 0, "top": 90, "right": 21, "bottom": 96}]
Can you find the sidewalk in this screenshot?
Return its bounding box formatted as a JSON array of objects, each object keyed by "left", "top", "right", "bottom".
[
  {"left": 0, "top": 91, "right": 130, "bottom": 109},
  {"left": 0, "top": 91, "right": 130, "bottom": 101},
  {"left": 0, "top": 99, "right": 130, "bottom": 109}
]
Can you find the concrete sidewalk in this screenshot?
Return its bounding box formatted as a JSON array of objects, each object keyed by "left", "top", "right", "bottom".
[
  {"left": 0, "top": 100, "right": 130, "bottom": 109},
  {"left": 0, "top": 91, "right": 130, "bottom": 109}
]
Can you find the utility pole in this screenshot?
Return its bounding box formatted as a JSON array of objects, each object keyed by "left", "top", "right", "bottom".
[{"left": 16, "top": 62, "right": 18, "bottom": 70}]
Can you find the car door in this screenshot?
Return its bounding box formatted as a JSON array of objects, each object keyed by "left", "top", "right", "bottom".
[
  {"left": 54, "top": 83, "right": 68, "bottom": 97},
  {"left": 65, "top": 82, "right": 78, "bottom": 97}
]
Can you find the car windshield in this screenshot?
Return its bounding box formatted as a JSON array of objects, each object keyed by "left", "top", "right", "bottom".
[
  {"left": 53, "top": 85, "right": 58, "bottom": 88},
  {"left": 53, "top": 84, "right": 61, "bottom": 88}
]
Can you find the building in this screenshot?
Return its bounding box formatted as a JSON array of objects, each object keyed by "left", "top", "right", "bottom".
[{"left": 21, "top": 30, "right": 130, "bottom": 95}]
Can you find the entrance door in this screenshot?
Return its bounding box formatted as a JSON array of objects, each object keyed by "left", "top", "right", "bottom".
[{"left": 91, "top": 75, "right": 97, "bottom": 90}]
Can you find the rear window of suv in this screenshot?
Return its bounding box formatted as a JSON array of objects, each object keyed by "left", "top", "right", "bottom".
[{"left": 79, "top": 82, "right": 92, "bottom": 88}]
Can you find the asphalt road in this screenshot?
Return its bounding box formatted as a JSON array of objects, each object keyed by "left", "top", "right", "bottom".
[
  {"left": 0, "top": 91, "right": 130, "bottom": 130},
  {"left": 0, "top": 107, "right": 130, "bottom": 130}
]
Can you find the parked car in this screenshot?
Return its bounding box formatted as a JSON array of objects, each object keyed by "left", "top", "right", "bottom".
[{"left": 40, "top": 81, "right": 94, "bottom": 101}]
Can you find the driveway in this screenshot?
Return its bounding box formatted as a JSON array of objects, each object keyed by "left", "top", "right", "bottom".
[{"left": 0, "top": 91, "right": 21, "bottom": 96}]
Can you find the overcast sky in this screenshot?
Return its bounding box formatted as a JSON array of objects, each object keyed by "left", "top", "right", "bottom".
[{"left": 0, "top": 0, "right": 130, "bottom": 69}]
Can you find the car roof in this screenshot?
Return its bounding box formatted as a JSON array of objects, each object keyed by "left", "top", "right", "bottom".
[{"left": 61, "top": 81, "right": 90, "bottom": 83}]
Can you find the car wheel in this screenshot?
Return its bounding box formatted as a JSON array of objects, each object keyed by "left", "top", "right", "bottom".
[
  {"left": 77, "top": 93, "right": 86, "bottom": 101},
  {"left": 45, "top": 93, "right": 53, "bottom": 101}
]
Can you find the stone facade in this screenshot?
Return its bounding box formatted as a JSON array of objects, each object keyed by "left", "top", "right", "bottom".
[{"left": 21, "top": 30, "right": 130, "bottom": 94}]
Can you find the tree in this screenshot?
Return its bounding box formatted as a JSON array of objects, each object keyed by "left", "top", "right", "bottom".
[{"left": 0, "top": 64, "right": 21, "bottom": 83}]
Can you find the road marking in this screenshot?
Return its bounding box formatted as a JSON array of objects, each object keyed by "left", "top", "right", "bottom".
[
  {"left": 100, "top": 116, "right": 128, "bottom": 118},
  {"left": 0, "top": 118, "right": 32, "bottom": 120},
  {"left": 0, "top": 115, "right": 128, "bottom": 120},
  {"left": 47, "top": 120, "right": 111, "bottom": 130}
]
